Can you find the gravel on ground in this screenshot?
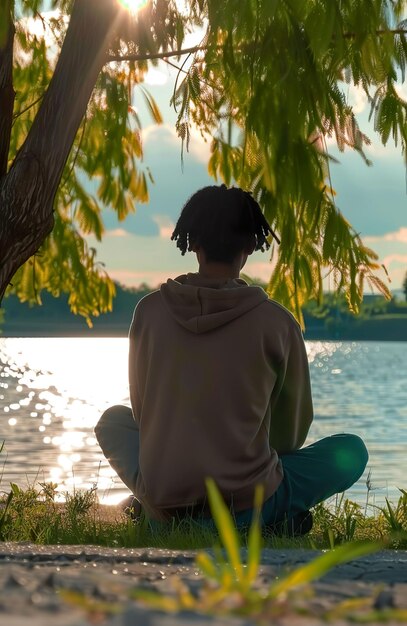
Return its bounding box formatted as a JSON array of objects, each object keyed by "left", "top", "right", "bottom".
[{"left": 1, "top": 543, "right": 407, "bottom": 625}]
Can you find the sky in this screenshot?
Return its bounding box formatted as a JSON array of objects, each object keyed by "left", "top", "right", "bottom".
[{"left": 36, "top": 3, "right": 407, "bottom": 292}]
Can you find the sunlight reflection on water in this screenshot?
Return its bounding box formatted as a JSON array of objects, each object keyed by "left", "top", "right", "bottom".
[
  {"left": 0, "top": 338, "right": 406, "bottom": 506},
  {"left": 0, "top": 338, "right": 129, "bottom": 504}
]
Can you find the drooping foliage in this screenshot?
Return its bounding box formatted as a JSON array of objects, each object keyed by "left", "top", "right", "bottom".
[
  {"left": 1, "top": 0, "right": 406, "bottom": 323},
  {"left": 178, "top": 0, "right": 407, "bottom": 322}
]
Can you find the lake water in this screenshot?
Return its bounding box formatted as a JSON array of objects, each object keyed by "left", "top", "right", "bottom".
[{"left": 0, "top": 338, "right": 406, "bottom": 507}]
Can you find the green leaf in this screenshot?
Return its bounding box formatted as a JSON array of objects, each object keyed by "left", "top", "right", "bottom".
[
  {"left": 269, "top": 540, "right": 383, "bottom": 598},
  {"left": 195, "top": 552, "right": 219, "bottom": 580},
  {"left": 0, "top": 491, "right": 13, "bottom": 539},
  {"left": 140, "top": 86, "right": 163, "bottom": 124},
  {"left": 245, "top": 484, "right": 263, "bottom": 588},
  {"left": 10, "top": 483, "right": 21, "bottom": 496}
]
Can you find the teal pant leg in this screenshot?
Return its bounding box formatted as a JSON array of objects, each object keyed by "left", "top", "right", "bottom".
[
  {"left": 234, "top": 433, "right": 368, "bottom": 528},
  {"left": 262, "top": 433, "right": 369, "bottom": 525},
  {"left": 95, "top": 405, "right": 139, "bottom": 493}
]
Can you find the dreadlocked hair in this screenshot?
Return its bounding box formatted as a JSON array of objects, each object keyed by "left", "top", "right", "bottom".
[{"left": 171, "top": 185, "right": 279, "bottom": 263}]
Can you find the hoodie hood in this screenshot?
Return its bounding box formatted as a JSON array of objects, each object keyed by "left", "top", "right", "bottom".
[{"left": 160, "top": 273, "right": 268, "bottom": 334}]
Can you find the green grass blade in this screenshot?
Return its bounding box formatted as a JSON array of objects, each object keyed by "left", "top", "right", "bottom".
[
  {"left": 383, "top": 498, "right": 402, "bottom": 531},
  {"left": 245, "top": 485, "right": 264, "bottom": 587},
  {"left": 195, "top": 552, "right": 219, "bottom": 581},
  {"left": 269, "top": 540, "right": 383, "bottom": 598},
  {"left": 205, "top": 478, "right": 244, "bottom": 580},
  {"left": 0, "top": 490, "right": 13, "bottom": 539},
  {"left": 10, "top": 483, "right": 21, "bottom": 496}
]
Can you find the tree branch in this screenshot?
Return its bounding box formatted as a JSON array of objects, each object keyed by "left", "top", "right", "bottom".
[
  {"left": 0, "top": 15, "right": 15, "bottom": 178},
  {"left": 107, "top": 44, "right": 208, "bottom": 63},
  {"left": 12, "top": 95, "right": 44, "bottom": 126},
  {"left": 107, "top": 29, "right": 407, "bottom": 65},
  {"left": 342, "top": 28, "right": 407, "bottom": 39}
]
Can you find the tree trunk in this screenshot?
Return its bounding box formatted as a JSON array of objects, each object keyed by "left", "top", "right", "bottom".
[
  {"left": 0, "top": 0, "right": 118, "bottom": 301},
  {"left": 0, "top": 10, "right": 15, "bottom": 178}
]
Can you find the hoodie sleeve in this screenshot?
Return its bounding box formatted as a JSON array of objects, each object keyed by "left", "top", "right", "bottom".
[
  {"left": 268, "top": 320, "right": 313, "bottom": 454},
  {"left": 128, "top": 304, "right": 145, "bottom": 427}
]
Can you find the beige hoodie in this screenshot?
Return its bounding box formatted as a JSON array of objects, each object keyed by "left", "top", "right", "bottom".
[{"left": 129, "top": 273, "right": 313, "bottom": 520}]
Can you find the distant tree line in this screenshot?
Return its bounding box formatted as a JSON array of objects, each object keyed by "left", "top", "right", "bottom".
[
  {"left": 0, "top": 282, "right": 151, "bottom": 337},
  {"left": 302, "top": 292, "right": 407, "bottom": 340},
  {"left": 246, "top": 273, "right": 407, "bottom": 340},
  {"left": 1, "top": 280, "right": 407, "bottom": 340}
]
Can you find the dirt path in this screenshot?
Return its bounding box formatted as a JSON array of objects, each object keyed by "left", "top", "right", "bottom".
[{"left": 1, "top": 543, "right": 406, "bottom": 625}]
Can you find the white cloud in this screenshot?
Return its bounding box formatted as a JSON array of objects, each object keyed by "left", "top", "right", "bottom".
[
  {"left": 187, "top": 127, "right": 212, "bottom": 164},
  {"left": 144, "top": 67, "right": 169, "bottom": 86},
  {"left": 383, "top": 229, "right": 407, "bottom": 244},
  {"left": 365, "top": 227, "right": 407, "bottom": 244},
  {"left": 382, "top": 253, "right": 407, "bottom": 266},
  {"left": 364, "top": 138, "right": 401, "bottom": 158},
  {"left": 142, "top": 123, "right": 211, "bottom": 165},
  {"left": 243, "top": 260, "right": 274, "bottom": 283},
  {"left": 106, "top": 228, "right": 129, "bottom": 237},
  {"left": 347, "top": 84, "right": 368, "bottom": 114},
  {"left": 152, "top": 215, "right": 175, "bottom": 238},
  {"left": 142, "top": 122, "right": 173, "bottom": 142},
  {"left": 359, "top": 230, "right": 407, "bottom": 289}
]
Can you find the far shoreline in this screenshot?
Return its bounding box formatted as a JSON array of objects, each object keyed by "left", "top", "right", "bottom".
[
  {"left": 2, "top": 284, "right": 407, "bottom": 341},
  {"left": 1, "top": 325, "right": 407, "bottom": 341}
]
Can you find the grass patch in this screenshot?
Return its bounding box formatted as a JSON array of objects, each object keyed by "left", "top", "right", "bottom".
[
  {"left": 1, "top": 440, "right": 405, "bottom": 549},
  {"left": 1, "top": 478, "right": 407, "bottom": 549}
]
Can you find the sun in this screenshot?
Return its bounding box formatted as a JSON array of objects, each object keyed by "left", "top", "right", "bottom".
[{"left": 118, "top": 0, "right": 149, "bottom": 14}]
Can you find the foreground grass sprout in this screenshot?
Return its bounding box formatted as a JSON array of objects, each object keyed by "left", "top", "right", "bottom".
[
  {"left": 195, "top": 478, "right": 263, "bottom": 595},
  {"left": 134, "top": 479, "right": 384, "bottom": 619}
]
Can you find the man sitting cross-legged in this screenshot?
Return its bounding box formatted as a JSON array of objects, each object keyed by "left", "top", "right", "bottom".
[{"left": 95, "top": 184, "right": 368, "bottom": 534}]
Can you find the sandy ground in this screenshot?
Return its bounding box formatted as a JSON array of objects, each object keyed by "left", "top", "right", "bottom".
[{"left": 0, "top": 542, "right": 407, "bottom": 625}]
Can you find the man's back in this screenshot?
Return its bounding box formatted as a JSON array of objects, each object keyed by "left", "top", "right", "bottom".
[{"left": 129, "top": 272, "right": 312, "bottom": 519}]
